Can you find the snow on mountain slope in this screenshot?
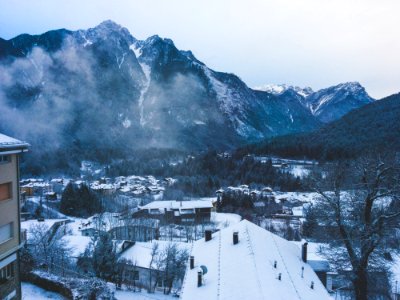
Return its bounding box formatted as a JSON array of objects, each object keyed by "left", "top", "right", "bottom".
[
  {"left": 255, "top": 82, "right": 374, "bottom": 123},
  {"left": 254, "top": 84, "right": 313, "bottom": 98},
  {"left": 0, "top": 20, "right": 372, "bottom": 171},
  {"left": 305, "top": 82, "right": 374, "bottom": 123}
]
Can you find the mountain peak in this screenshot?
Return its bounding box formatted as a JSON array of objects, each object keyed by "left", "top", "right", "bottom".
[
  {"left": 254, "top": 84, "right": 313, "bottom": 97},
  {"left": 306, "top": 81, "right": 374, "bottom": 123},
  {"left": 335, "top": 81, "right": 365, "bottom": 92},
  {"left": 80, "top": 20, "right": 135, "bottom": 46},
  {"left": 145, "top": 35, "right": 175, "bottom": 47},
  {"left": 95, "top": 20, "right": 124, "bottom": 31}
]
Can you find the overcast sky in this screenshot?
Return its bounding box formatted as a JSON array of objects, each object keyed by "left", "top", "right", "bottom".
[{"left": 1, "top": 0, "right": 399, "bottom": 98}]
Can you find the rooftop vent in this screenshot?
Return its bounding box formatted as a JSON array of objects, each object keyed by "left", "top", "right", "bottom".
[
  {"left": 190, "top": 256, "right": 194, "bottom": 269},
  {"left": 205, "top": 230, "right": 212, "bottom": 242},
  {"left": 302, "top": 242, "right": 308, "bottom": 263},
  {"left": 233, "top": 231, "right": 239, "bottom": 245}
]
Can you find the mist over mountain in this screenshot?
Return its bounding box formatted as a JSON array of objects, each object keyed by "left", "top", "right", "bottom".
[{"left": 0, "top": 20, "right": 375, "bottom": 173}]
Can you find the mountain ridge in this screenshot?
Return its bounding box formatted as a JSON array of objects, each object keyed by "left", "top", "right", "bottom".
[{"left": 0, "top": 20, "right": 378, "bottom": 172}]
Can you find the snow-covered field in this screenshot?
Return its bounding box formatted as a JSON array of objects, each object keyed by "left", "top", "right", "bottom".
[{"left": 22, "top": 282, "right": 66, "bottom": 300}]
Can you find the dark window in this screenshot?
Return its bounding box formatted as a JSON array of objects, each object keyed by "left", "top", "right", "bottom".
[
  {"left": 132, "top": 270, "right": 139, "bottom": 280},
  {"left": 0, "top": 262, "right": 15, "bottom": 283},
  {"left": 0, "top": 155, "right": 11, "bottom": 164}
]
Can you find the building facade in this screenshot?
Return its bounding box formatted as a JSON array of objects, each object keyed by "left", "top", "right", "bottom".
[
  {"left": 0, "top": 134, "right": 28, "bottom": 300},
  {"left": 135, "top": 200, "right": 214, "bottom": 224}
]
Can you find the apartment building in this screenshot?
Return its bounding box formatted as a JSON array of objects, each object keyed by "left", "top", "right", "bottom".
[{"left": 0, "top": 133, "right": 28, "bottom": 300}]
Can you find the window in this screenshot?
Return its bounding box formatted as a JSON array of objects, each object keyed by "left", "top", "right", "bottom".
[
  {"left": 0, "top": 262, "right": 15, "bottom": 283},
  {"left": 0, "top": 182, "right": 12, "bottom": 202},
  {"left": 131, "top": 270, "right": 139, "bottom": 280},
  {"left": 0, "top": 223, "right": 13, "bottom": 244},
  {"left": 0, "top": 155, "right": 11, "bottom": 164}
]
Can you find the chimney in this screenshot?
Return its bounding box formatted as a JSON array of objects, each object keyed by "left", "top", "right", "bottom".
[
  {"left": 190, "top": 256, "right": 194, "bottom": 269},
  {"left": 233, "top": 231, "right": 239, "bottom": 245},
  {"left": 198, "top": 270, "right": 203, "bottom": 287},
  {"left": 302, "top": 242, "right": 308, "bottom": 263},
  {"left": 205, "top": 230, "right": 212, "bottom": 242}
]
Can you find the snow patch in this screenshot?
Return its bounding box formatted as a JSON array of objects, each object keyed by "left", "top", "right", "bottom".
[
  {"left": 122, "top": 118, "right": 131, "bottom": 128},
  {"left": 130, "top": 44, "right": 142, "bottom": 58},
  {"left": 131, "top": 43, "right": 152, "bottom": 127},
  {"left": 22, "top": 282, "right": 65, "bottom": 300},
  {"left": 194, "top": 120, "right": 206, "bottom": 125}
]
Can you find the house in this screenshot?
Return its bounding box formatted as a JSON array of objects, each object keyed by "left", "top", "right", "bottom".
[
  {"left": 118, "top": 240, "right": 190, "bottom": 291},
  {"left": 79, "top": 213, "right": 159, "bottom": 242},
  {"left": 109, "top": 218, "right": 160, "bottom": 242},
  {"left": 180, "top": 220, "right": 331, "bottom": 300},
  {"left": 135, "top": 200, "right": 214, "bottom": 224},
  {"left": 0, "top": 133, "right": 29, "bottom": 300},
  {"left": 79, "top": 212, "right": 121, "bottom": 237}
]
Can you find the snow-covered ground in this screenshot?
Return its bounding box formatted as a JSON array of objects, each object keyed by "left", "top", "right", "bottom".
[
  {"left": 22, "top": 282, "right": 66, "bottom": 300},
  {"left": 119, "top": 240, "right": 190, "bottom": 268},
  {"left": 274, "top": 191, "right": 321, "bottom": 204},
  {"left": 115, "top": 290, "right": 175, "bottom": 300},
  {"left": 287, "top": 165, "right": 311, "bottom": 178},
  {"left": 26, "top": 196, "right": 67, "bottom": 218},
  {"left": 211, "top": 212, "right": 241, "bottom": 229}
]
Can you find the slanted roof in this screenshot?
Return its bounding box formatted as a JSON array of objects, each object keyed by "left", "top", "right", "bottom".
[
  {"left": 140, "top": 200, "right": 213, "bottom": 211},
  {"left": 181, "top": 220, "right": 330, "bottom": 300},
  {"left": 119, "top": 240, "right": 190, "bottom": 269},
  {"left": 0, "top": 133, "right": 29, "bottom": 152}
]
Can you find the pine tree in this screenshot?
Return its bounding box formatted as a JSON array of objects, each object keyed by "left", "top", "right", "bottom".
[
  {"left": 60, "top": 182, "right": 77, "bottom": 216},
  {"left": 92, "top": 233, "right": 117, "bottom": 281}
]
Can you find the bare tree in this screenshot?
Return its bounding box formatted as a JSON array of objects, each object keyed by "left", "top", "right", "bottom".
[
  {"left": 310, "top": 154, "right": 400, "bottom": 300},
  {"left": 148, "top": 242, "right": 159, "bottom": 293},
  {"left": 28, "top": 222, "right": 71, "bottom": 274}
]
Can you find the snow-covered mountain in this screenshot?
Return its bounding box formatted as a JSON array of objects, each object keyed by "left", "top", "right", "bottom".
[
  {"left": 304, "top": 82, "right": 374, "bottom": 123},
  {"left": 254, "top": 84, "right": 314, "bottom": 98},
  {"left": 255, "top": 82, "right": 374, "bottom": 123},
  {"left": 0, "top": 20, "right": 373, "bottom": 171}
]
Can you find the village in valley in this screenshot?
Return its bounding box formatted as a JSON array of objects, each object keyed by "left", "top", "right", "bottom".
[
  {"left": 10, "top": 152, "right": 395, "bottom": 300},
  {"left": 1, "top": 3, "right": 400, "bottom": 299}
]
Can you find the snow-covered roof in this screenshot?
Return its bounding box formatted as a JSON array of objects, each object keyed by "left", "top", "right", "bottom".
[
  {"left": 79, "top": 212, "right": 122, "bottom": 232},
  {"left": 181, "top": 220, "right": 331, "bottom": 300},
  {"left": 0, "top": 133, "right": 29, "bottom": 151},
  {"left": 291, "top": 242, "right": 330, "bottom": 273},
  {"left": 140, "top": 200, "right": 213, "bottom": 211},
  {"left": 119, "top": 240, "right": 190, "bottom": 269}
]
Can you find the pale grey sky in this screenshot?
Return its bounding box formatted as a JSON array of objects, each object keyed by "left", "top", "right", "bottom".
[{"left": 0, "top": 0, "right": 399, "bottom": 98}]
